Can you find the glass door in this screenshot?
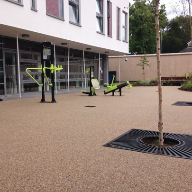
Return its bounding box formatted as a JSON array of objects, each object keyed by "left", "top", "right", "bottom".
[{"left": 5, "top": 52, "right": 18, "bottom": 94}]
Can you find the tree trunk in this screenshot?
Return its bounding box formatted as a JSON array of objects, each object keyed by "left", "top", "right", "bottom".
[
  {"left": 143, "top": 69, "right": 145, "bottom": 83},
  {"left": 155, "top": 0, "right": 164, "bottom": 146}
]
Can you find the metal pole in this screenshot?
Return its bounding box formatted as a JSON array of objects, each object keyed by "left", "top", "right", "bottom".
[
  {"left": 83, "top": 48, "right": 86, "bottom": 90},
  {"left": 68, "top": 46, "right": 70, "bottom": 92},
  {"left": 54, "top": 42, "right": 57, "bottom": 94},
  {"left": 41, "top": 43, "right": 45, "bottom": 102},
  {"left": 16, "top": 32, "right": 21, "bottom": 98},
  {"left": 89, "top": 66, "right": 92, "bottom": 96},
  {"left": 51, "top": 43, "right": 55, "bottom": 103},
  {"left": 119, "top": 56, "right": 120, "bottom": 83},
  {"left": 98, "top": 52, "right": 100, "bottom": 84}
]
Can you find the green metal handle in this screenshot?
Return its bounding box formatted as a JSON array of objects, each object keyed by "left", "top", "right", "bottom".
[
  {"left": 43, "top": 64, "right": 63, "bottom": 86},
  {"left": 111, "top": 75, "right": 115, "bottom": 87},
  {"left": 85, "top": 67, "right": 90, "bottom": 73},
  {"left": 43, "top": 67, "right": 53, "bottom": 86},
  {"left": 125, "top": 81, "right": 132, "bottom": 89},
  {"left": 26, "top": 64, "right": 63, "bottom": 87},
  {"left": 26, "top": 67, "right": 43, "bottom": 86}
]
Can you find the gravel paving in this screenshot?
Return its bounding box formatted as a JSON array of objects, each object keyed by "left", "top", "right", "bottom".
[{"left": 0, "top": 86, "right": 192, "bottom": 191}]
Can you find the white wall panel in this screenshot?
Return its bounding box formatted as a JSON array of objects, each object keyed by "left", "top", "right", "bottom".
[{"left": 0, "top": 0, "right": 129, "bottom": 54}]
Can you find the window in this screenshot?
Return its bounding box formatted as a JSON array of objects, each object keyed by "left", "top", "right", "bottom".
[
  {"left": 69, "top": 0, "right": 79, "bottom": 25},
  {"left": 59, "top": 0, "right": 64, "bottom": 18},
  {"left": 122, "top": 12, "right": 127, "bottom": 42},
  {"left": 116, "top": 7, "right": 120, "bottom": 40},
  {"left": 6, "top": 0, "right": 23, "bottom": 6},
  {"left": 96, "top": 0, "right": 103, "bottom": 33},
  {"left": 46, "top": 0, "right": 64, "bottom": 20},
  {"left": 107, "top": 1, "right": 112, "bottom": 37},
  {"left": 31, "top": 0, "right": 37, "bottom": 10}
]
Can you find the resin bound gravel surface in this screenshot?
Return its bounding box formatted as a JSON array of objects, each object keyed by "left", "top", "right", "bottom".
[{"left": 0, "top": 86, "right": 192, "bottom": 191}]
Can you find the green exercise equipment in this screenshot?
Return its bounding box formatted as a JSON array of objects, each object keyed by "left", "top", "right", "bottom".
[
  {"left": 104, "top": 75, "right": 132, "bottom": 96},
  {"left": 81, "top": 66, "right": 100, "bottom": 96},
  {"left": 26, "top": 42, "right": 63, "bottom": 103}
]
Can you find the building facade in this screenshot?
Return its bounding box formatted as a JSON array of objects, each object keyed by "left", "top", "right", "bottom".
[{"left": 0, "top": 0, "right": 129, "bottom": 96}]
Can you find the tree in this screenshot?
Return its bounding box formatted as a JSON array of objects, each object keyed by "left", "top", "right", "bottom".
[
  {"left": 155, "top": 0, "right": 163, "bottom": 146},
  {"left": 129, "top": 0, "right": 168, "bottom": 54},
  {"left": 162, "top": 16, "right": 191, "bottom": 53},
  {"left": 136, "top": 55, "right": 151, "bottom": 82}
]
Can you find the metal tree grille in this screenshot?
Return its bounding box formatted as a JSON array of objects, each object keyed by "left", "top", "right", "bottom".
[
  {"left": 104, "top": 129, "right": 192, "bottom": 160},
  {"left": 172, "top": 101, "right": 192, "bottom": 106}
]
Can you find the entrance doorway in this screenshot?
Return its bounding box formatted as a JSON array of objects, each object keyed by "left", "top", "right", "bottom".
[{"left": 4, "top": 52, "right": 18, "bottom": 94}]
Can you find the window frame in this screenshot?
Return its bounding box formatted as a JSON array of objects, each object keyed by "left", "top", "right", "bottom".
[
  {"left": 59, "top": 0, "right": 64, "bottom": 19},
  {"left": 122, "top": 11, "right": 128, "bottom": 42},
  {"left": 96, "top": 0, "right": 104, "bottom": 34},
  {"left": 69, "top": 0, "right": 80, "bottom": 26},
  {"left": 116, "top": 7, "right": 121, "bottom": 40},
  {"left": 31, "top": 0, "right": 37, "bottom": 11},
  {"left": 107, "top": 0, "right": 112, "bottom": 37},
  {"left": 6, "top": 0, "right": 23, "bottom": 6}
]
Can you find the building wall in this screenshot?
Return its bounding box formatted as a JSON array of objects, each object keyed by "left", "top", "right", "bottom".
[
  {"left": 0, "top": 0, "right": 129, "bottom": 55},
  {"left": 109, "top": 53, "right": 192, "bottom": 81}
]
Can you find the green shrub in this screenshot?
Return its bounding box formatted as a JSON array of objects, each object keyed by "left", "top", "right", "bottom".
[
  {"left": 133, "top": 80, "right": 142, "bottom": 85},
  {"left": 182, "top": 80, "right": 192, "bottom": 91},
  {"left": 145, "top": 80, "right": 151, "bottom": 85},
  {"left": 188, "top": 72, "right": 192, "bottom": 79},
  {"left": 133, "top": 79, "right": 158, "bottom": 86}
]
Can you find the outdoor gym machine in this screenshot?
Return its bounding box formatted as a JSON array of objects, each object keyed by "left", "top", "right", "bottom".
[
  {"left": 81, "top": 66, "right": 100, "bottom": 96},
  {"left": 26, "top": 42, "right": 63, "bottom": 103},
  {"left": 104, "top": 75, "right": 132, "bottom": 96}
]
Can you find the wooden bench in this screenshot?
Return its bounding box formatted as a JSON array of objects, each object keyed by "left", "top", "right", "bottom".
[{"left": 161, "top": 76, "right": 187, "bottom": 85}]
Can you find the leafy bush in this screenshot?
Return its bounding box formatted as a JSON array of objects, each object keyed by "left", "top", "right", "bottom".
[
  {"left": 150, "top": 78, "right": 158, "bottom": 85},
  {"left": 145, "top": 80, "right": 151, "bottom": 85},
  {"left": 162, "top": 81, "right": 181, "bottom": 86},
  {"left": 181, "top": 80, "right": 192, "bottom": 91},
  {"left": 188, "top": 72, "right": 192, "bottom": 79},
  {"left": 133, "top": 80, "right": 142, "bottom": 85},
  {"left": 133, "top": 79, "right": 158, "bottom": 86}
]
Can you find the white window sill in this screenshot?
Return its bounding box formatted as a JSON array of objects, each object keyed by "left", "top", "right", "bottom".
[
  {"left": 46, "top": 13, "right": 64, "bottom": 21},
  {"left": 69, "top": 22, "right": 82, "bottom": 27},
  {"left": 31, "top": 7, "right": 38, "bottom": 12},
  {"left": 96, "top": 31, "right": 105, "bottom": 36}
]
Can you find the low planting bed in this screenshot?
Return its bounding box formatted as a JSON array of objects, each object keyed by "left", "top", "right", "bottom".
[{"left": 161, "top": 76, "right": 187, "bottom": 86}]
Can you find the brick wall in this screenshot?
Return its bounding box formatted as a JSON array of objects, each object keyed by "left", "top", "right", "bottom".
[{"left": 46, "top": 0, "right": 59, "bottom": 18}]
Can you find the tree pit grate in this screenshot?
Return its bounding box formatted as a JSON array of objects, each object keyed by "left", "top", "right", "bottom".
[
  {"left": 172, "top": 101, "right": 192, "bottom": 106},
  {"left": 104, "top": 129, "right": 192, "bottom": 160}
]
